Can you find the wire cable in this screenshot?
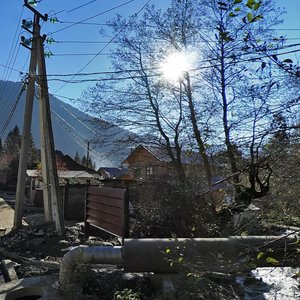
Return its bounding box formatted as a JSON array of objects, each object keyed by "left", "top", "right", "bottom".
[
  {"left": 43, "top": 47, "right": 300, "bottom": 85},
  {"left": 66, "top": 0, "right": 97, "bottom": 13},
  {"left": 51, "top": 108, "right": 108, "bottom": 162},
  {"left": 50, "top": 0, "right": 135, "bottom": 35},
  {"left": 0, "top": 81, "right": 26, "bottom": 138},
  {"left": 52, "top": 0, "right": 150, "bottom": 95},
  {"left": 54, "top": 100, "right": 97, "bottom": 135},
  {"left": 0, "top": 5, "right": 24, "bottom": 103}
]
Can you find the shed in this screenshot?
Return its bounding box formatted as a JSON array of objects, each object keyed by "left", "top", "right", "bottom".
[{"left": 26, "top": 169, "right": 99, "bottom": 220}]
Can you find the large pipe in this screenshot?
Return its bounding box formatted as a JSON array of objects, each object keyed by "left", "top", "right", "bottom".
[
  {"left": 123, "top": 236, "right": 299, "bottom": 273},
  {"left": 59, "top": 236, "right": 299, "bottom": 286},
  {"left": 59, "top": 245, "right": 123, "bottom": 287}
]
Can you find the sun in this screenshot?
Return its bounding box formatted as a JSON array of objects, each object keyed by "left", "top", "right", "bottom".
[{"left": 160, "top": 51, "right": 195, "bottom": 82}]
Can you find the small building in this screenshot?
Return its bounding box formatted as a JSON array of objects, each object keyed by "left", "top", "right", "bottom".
[
  {"left": 98, "top": 167, "right": 130, "bottom": 180},
  {"left": 122, "top": 144, "right": 203, "bottom": 181},
  {"left": 26, "top": 169, "right": 100, "bottom": 221}
]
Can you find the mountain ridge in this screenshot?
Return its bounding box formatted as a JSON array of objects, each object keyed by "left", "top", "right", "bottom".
[{"left": 0, "top": 80, "right": 136, "bottom": 168}]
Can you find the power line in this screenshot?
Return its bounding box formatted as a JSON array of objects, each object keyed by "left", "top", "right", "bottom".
[
  {"left": 0, "top": 63, "right": 24, "bottom": 75},
  {"left": 44, "top": 41, "right": 300, "bottom": 57},
  {"left": 51, "top": 108, "right": 107, "bottom": 162},
  {"left": 41, "top": 41, "right": 300, "bottom": 77},
  {"left": 44, "top": 48, "right": 300, "bottom": 84},
  {"left": 42, "top": 40, "right": 300, "bottom": 78},
  {"left": 49, "top": 36, "right": 300, "bottom": 44},
  {"left": 54, "top": 100, "right": 97, "bottom": 135},
  {"left": 0, "top": 81, "right": 26, "bottom": 138},
  {"left": 48, "top": 69, "right": 144, "bottom": 77},
  {"left": 66, "top": 0, "right": 97, "bottom": 13},
  {"left": 52, "top": 0, "right": 150, "bottom": 95},
  {"left": 58, "top": 21, "right": 115, "bottom": 26},
  {"left": 50, "top": 0, "right": 135, "bottom": 35},
  {"left": 51, "top": 109, "right": 88, "bottom": 141},
  {"left": 49, "top": 53, "right": 113, "bottom": 56},
  {"left": 0, "top": 5, "right": 24, "bottom": 103}
]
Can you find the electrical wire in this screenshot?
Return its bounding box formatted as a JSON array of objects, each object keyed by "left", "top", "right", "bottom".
[
  {"left": 0, "top": 81, "right": 26, "bottom": 138},
  {"left": 50, "top": 0, "right": 135, "bottom": 35},
  {"left": 54, "top": 100, "right": 97, "bottom": 135},
  {"left": 41, "top": 40, "right": 300, "bottom": 79},
  {"left": 48, "top": 37, "right": 298, "bottom": 44},
  {"left": 45, "top": 42, "right": 300, "bottom": 57},
  {"left": 43, "top": 47, "right": 300, "bottom": 84},
  {"left": 52, "top": 0, "right": 150, "bottom": 95},
  {"left": 0, "top": 63, "right": 24, "bottom": 75},
  {"left": 51, "top": 108, "right": 108, "bottom": 162},
  {"left": 0, "top": 5, "right": 24, "bottom": 103},
  {"left": 66, "top": 0, "right": 97, "bottom": 14}
]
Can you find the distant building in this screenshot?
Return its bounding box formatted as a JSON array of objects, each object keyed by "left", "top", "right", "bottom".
[
  {"left": 122, "top": 144, "right": 203, "bottom": 181},
  {"left": 98, "top": 167, "right": 130, "bottom": 180},
  {"left": 25, "top": 151, "right": 101, "bottom": 212}
]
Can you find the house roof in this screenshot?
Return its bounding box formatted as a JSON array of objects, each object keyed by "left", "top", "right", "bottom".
[
  {"left": 124, "top": 144, "right": 203, "bottom": 165},
  {"left": 98, "top": 167, "right": 129, "bottom": 178},
  {"left": 26, "top": 170, "right": 95, "bottom": 179}
]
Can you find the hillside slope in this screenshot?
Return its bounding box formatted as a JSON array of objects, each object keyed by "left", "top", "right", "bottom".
[{"left": 0, "top": 80, "right": 136, "bottom": 167}]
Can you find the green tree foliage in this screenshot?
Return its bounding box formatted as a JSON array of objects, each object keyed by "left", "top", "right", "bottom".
[
  {"left": 81, "top": 154, "right": 95, "bottom": 170},
  {"left": 4, "top": 125, "right": 21, "bottom": 157},
  {"left": 0, "top": 127, "right": 40, "bottom": 186},
  {"left": 74, "top": 151, "right": 81, "bottom": 164},
  {"left": 81, "top": 155, "right": 87, "bottom": 167},
  {"left": 28, "top": 132, "right": 40, "bottom": 169}
]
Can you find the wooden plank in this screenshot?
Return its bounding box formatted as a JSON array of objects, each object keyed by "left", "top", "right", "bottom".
[
  {"left": 88, "top": 186, "right": 126, "bottom": 198},
  {"left": 86, "top": 202, "right": 123, "bottom": 217},
  {"left": 86, "top": 208, "right": 124, "bottom": 225},
  {"left": 87, "top": 194, "right": 123, "bottom": 208}
]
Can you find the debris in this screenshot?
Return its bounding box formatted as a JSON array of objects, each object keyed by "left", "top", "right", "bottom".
[{"left": 0, "top": 259, "right": 18, "bottom": 282}]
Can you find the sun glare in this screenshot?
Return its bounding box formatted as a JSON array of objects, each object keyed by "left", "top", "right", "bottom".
[{"left": 160, "top": 51, "right": 196, "bottom": 82}]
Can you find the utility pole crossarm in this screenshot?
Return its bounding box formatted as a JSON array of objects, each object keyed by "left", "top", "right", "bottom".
[{"left": 24, "top": 0, "right": 48, "bottom": 21}]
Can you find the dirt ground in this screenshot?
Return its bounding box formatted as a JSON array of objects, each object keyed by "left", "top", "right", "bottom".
[
  {"left": 0, "top": 212, "right": 120, "bottom": 275},
  {"left": 0, "top": 213, "right": 153, "bottom": 299},
  {"left": 0, "top": 213, "right": 244, "bottom": 299}
]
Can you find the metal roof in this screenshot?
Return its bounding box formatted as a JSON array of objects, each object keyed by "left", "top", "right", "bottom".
[{"left": 26, "top": 170, "right": 95, "bottom": 178}]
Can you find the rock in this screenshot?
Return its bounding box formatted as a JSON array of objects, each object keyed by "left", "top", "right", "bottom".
[
  {"left": 20, "top": 232, "right": 28, "bottom": 239},
  {"left": 59, "top": 240, "right": 69, "bottom": 246},
  {"left": 35, "top": 229, "right": 45, "bottom": 236},
  {"left": 31, "top": 238, "right": 46, "bottom": 248}
]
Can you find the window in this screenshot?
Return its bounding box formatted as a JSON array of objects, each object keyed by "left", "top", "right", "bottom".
[
  {"left": 145, "top": 165, "right": 156, "bottom": 180},
  {"left": 134, "top": 167, "right": 142, "bottom": 179}
]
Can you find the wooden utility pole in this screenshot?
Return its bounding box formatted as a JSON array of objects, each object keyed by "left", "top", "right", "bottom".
[{"left": 14, "top": 0, "right": 64, "bottom": 235}]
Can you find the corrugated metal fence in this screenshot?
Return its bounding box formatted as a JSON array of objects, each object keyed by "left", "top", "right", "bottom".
[{"left": 85, "top": 186, "right": 129, "bottom": 238}]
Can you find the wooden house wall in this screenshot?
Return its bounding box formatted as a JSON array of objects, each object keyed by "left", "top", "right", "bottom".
[{"left": 124, "top": 147, "right": 172, "bottom": 180}]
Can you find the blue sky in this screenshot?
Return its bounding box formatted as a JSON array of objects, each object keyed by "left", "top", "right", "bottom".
[{"left": 0, "top": 0, "right": 299, "bottom": 104}]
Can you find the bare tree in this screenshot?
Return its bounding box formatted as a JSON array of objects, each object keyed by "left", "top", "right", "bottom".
[{"left": 83, "top": 0, "right": 290, "bottom": 208}]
